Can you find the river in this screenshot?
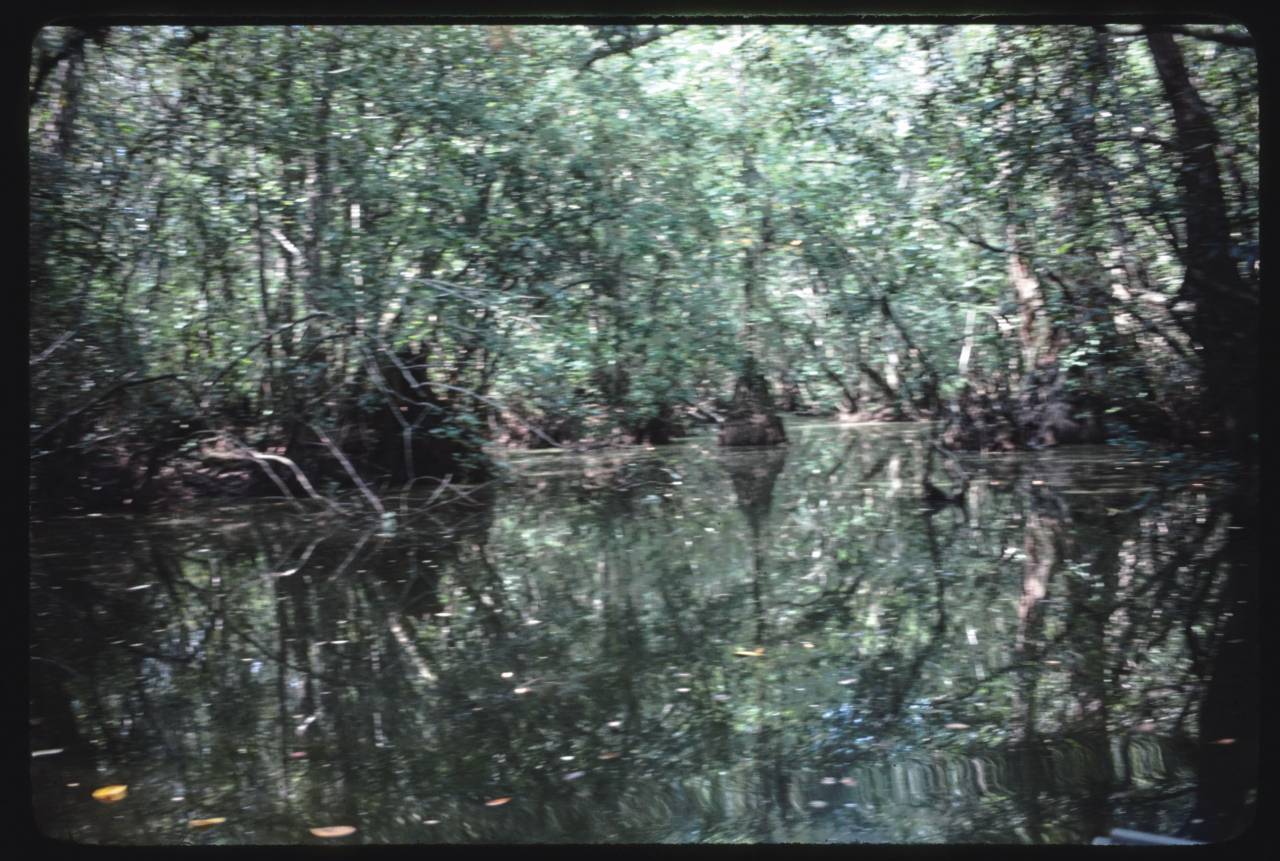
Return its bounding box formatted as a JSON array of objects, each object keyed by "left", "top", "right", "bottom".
[{"left": 28, "top": 420, "right": 1258, "bottom": 844}]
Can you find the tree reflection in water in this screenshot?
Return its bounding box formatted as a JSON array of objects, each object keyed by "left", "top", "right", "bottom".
[{"left": 29, "top": 423, "right": 1255, "bottom": 844}]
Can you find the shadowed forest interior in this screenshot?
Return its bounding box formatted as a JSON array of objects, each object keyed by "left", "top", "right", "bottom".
[{"left": 28, "top": 21, "right": 1257, "bottom": 846}]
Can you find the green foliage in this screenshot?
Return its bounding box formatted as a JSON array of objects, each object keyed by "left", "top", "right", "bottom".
[{"left": 28, "top": 24, "right": 1258, "bottom": 508}]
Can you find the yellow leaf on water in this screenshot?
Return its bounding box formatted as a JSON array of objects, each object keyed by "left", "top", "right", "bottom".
[
  {"left": 310, "top": 825, "right": 356, "bottom": 838},
  {"left": 92, "top": 785, "right": 128, "bottom": 804},
  {"left": 485, "top": 797, "right": 513, "bottom": 807},
  {"left": 190, "top": 818, "right": 226, "bottom": 828}
]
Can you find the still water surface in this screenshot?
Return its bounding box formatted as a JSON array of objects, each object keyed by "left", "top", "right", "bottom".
[{"left": 29, "top": 421, "right": 1257, "bottom": 844}]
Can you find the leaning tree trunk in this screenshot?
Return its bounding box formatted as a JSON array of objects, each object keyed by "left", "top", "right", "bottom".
[{"left": 1146, "top": 30, "right": 1259, "bottom": 459}]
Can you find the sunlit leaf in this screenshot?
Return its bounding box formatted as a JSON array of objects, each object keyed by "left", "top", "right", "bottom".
[
  {"left": 92, "top": 785, "right": 128, "bottom": 804},
  {"left": 309, "top": 825, "right": 356, "bottom": 838}
]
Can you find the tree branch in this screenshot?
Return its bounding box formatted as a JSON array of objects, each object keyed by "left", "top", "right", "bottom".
[
  {"left": 581, "top": 26, "right": 684, "bottom": 71},
  {"left": 1106, "top": 24, "right": 1254, "bottom": 49}
]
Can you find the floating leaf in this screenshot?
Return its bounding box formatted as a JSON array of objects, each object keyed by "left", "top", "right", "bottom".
[
  {"left": 190, "top": 817, "right": 226, "bottom": 828},
  {"left": 945, "top": 723, "right": 970, "bottom": 730},
  {"left": 310, "top": 825, "right": 356, "bottom": 838},
  {"left": 92, "top": 785, "right": 128, "bottom": 804},
  {"left": 485, "top": 797, "right": 513, "bottom": 807},
  {"left": 734, "top": 648, "right": 765, "bottom": 658}
]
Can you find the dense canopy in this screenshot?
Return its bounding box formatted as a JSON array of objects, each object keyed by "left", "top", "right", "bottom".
[{"left": 29, "top": 23, "right": 1257, "bottom": 514}]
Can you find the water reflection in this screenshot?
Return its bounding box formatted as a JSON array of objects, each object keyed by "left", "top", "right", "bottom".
[{"left": 29, "top": 422, "right": 1256, "bottom": 844}]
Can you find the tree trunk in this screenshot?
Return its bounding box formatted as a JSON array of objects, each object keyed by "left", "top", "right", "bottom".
[{"left": 1146, "top": 30, "right": 1258, "bottom": 458}]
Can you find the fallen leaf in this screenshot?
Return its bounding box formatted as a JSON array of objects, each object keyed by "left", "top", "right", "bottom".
[
  {"left": 485, "top": 797, "right": 513, "bottom": 807},
  {"left": 734, "top": 648, "right": 765, "bottom": 658},
  {"left": 310, "top": 825, "right": 356, "bottom": 838},
  {"left": 92, "top": 785, "right": 128, "bottom": 804},
  {"left": 190, "top": 818, "right": 226, "bottom": 828},
  {"left": 945, "top": 723, "right": 970, "bottom": 730}
]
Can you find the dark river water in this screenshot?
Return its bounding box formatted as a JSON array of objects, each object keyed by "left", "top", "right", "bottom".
[{"left": 28, "top": 421, "right": 1258, "bottom": 845}]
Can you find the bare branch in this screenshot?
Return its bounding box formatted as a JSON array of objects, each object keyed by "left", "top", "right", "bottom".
[{"left": 308, "top": 423, "right": 386, "bottom": 517}]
